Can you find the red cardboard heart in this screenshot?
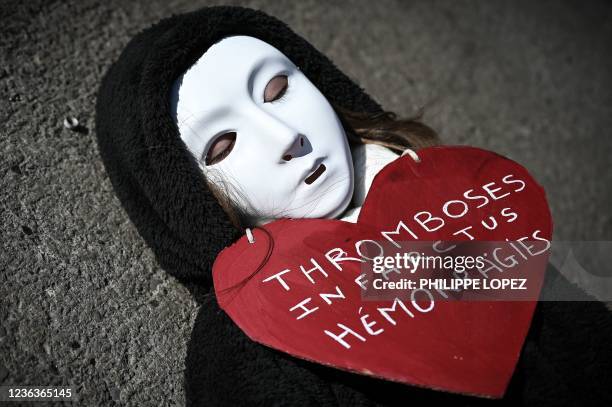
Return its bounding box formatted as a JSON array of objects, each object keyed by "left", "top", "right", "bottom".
[{"left": 212, "top": 146, "right": 553, "bottom": 398}]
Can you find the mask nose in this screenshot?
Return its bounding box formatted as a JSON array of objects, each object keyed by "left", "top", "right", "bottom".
[
  {"left": 281, "top": 134, "right": 307, "bottom": 162},
  {"left": 247, "top": 103, "right": 312, "bottom": 162}
]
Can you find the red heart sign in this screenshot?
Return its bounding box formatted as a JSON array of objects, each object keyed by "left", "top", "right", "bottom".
[{"left": 212, "top": 146, "right": 553, "bottom": 398}]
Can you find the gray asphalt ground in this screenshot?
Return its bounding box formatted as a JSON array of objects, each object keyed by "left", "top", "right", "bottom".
[{"left": 1, "top": 0, "right": 611, "bottom": 405}]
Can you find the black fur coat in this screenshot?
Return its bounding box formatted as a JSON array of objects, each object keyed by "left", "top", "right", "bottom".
[{"left": 95, "top": 6, "right": 612, "bottom": 406}]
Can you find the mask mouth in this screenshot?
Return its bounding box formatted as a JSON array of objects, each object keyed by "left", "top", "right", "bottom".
[{"left": 304, "top": 163, "right": 326, "bottom": 184}]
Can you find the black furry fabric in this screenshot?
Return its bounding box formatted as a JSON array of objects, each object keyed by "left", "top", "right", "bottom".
[
  {"left": 186, "top": 266, "right": 612, "bottom": 407},
  {"left": 95, "top": 6, "right": 611, "bottom": 406},
  {"left": 95, "top": 6, "right": 381, "bottom": 286}
]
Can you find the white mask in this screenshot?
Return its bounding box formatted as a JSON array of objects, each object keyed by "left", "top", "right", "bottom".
[{"left": 173, "top": 35, "right": 354, "bottom": 225}]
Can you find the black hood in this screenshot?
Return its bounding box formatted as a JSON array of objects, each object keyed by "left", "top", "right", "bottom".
[{"left": 95, "top": 6, "right": 382, "bottom": 286}]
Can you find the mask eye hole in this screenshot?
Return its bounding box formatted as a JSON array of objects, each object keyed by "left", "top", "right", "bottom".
[
  {"left": 204, "top": 132, "right": 236, "bottom": 166},
  {"left": 263, "top": 75, "right": 288, "bottom": 103}
]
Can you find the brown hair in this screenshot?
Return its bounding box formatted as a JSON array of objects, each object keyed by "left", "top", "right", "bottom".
[
  {"left": 336, "top": 105, "right": 439, "bottom": 152},
  {"left": 211, "top": 107, "right": 439, "bottom": 229}
]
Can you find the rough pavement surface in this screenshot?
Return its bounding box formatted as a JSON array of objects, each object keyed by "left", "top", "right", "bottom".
[{"left": 1, "top": 0, "right": 611, "bottom": 405}]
